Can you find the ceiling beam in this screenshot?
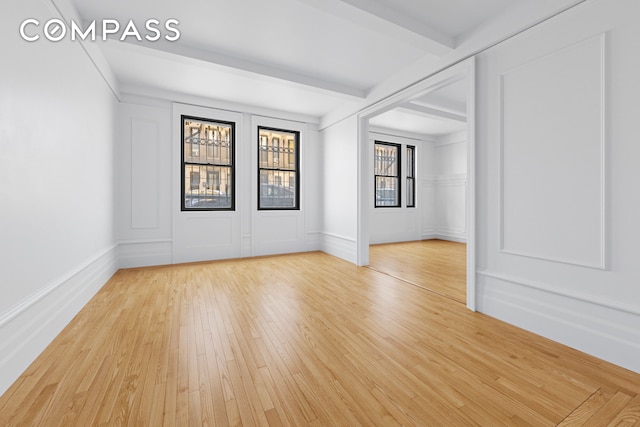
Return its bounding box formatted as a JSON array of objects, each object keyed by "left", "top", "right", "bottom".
[
  {"left": 295, "top": 0, "right": 454, "bottom": 55},
  {"left": 113, "top": 38, "right": 366, "bottom": 100},
  {"left": 339, "top": 0, "right": 455, "bottom": 54},
  {"left": 398, "top": 102, "right": 467, "bottom": 123}
]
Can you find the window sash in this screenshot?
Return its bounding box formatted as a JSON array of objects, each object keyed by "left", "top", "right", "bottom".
[
  {"left": 258, "top": 127, "right": 300, "bottom": 210},
  {"left": 374, "top": 141, "right": 401, "bottom": 208},
  {"left": 181, "top": 115, "right": 235, "bottom": 211},
  {"left": 407, "top": 145, "right": 415, "bottom": 208}
]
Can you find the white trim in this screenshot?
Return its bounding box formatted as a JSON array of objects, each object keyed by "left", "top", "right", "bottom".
[
  {"left": 116, "top": 38, "right": 365, "bottom": 100},
  {"left": 465, "top": 57, "right": 477, "bottom": 311},
  {"left": 358, "top": 58, "right": 477, "bottom": 311},
  {"left": 117, "top": 239, "right": 173, "bottom": 269},
  {"left": 477, "top": 270, "right": 640, "bottom": 374},
  {"left": 436, "top": 174, "right": 467, "bottom": 186},
  {"left": 0, "top": 245, "right": 117, "bottom": 328},
  {"left": 369, "top": 126, "right": 436, "bottom": 143},
  {"left": 478, "top": 270, "right": 640, "bottom": 317},
  {"left": 0, "top": 246, "right": 118, "bottom": 395},
  {"left": 498, "top": 34, "right": 608, "bottom": 270},
  {"left": 434, "top": 130, "right": 467, "bottom": 147},
  {"left": 48, "top": 0, "right": 120, "bottom": 100},
  {"left": 434, "top": 229, "right": 467, "bottom": 241},
  {"left": 319, "top": 1, "right": 588, "bottom": 131},
  {"left": 321, "top": 232, "right": 358, "bottom": 264},
  {"left": 430, "top": 235, "right": 467, "bottom": 244},
  {"left": 123, "top": 85, "right": 320, "bottom": 126}
]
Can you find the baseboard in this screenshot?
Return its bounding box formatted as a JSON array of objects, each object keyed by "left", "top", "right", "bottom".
[
  {"left": 477, "top": 270, "right": 640, "bottom": 374},
  {"left": 320, "top": 232, "right": 357, "bottom": 264},
  {"left": 370, "top": 232, "right": 422, "bottom": 245},
  {"left": 117, "top": 239, "right": 173, "bottom": 268},
  {"left": 422, "top": 234, "right": 467, "bottom": 243},
  {"left": 0, "top": 245, "right": 119, "bottom": 396}
]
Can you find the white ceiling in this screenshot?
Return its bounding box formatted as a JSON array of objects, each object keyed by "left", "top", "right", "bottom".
[
  {"left": 370, "top": 77, "right": 468, "bottom": 137},
  {"left": 70, "top": 0, "right": 575, "bottom": 134}
]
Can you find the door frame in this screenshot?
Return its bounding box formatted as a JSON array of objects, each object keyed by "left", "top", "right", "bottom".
[{"left": 355, "top": 57, "right": 477, "bottom": 311}]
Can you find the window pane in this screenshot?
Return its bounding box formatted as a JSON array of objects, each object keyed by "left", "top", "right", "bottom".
[
  {"left": 407, "top": 177, "right": 415, "bottom": 207},
  {"left": 184, "top": 165, "right": 232, "bottom": 209},
  {"left": 258, "top": 127, "right": 299, "bottom": 210},
  {"left": 374, "top": 144, "right": 398, "bottom": 176},
  {"left": 375, "top": 176, "right": 399, "bottom": 206},
  {"left": 407, "top": 146, "right": 414, "bottom": 178},
  {"left": 183, "top": 119, "right": 232, "bottom": 166},
  {"left": 259, "top": 170, "right": 296, "bottom": 208}
]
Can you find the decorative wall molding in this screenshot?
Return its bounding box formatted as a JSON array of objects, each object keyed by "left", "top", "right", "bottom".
[
  {"left": 125, "top": 86, "right": 319, "bottom": 125},
  {"left": 432, "top": 234, "right": 467, "bottom": 243},
  {"left": 478, "top": 270, "right": 640, "bottom": 317},
  {"left": 131, "top": 118, "right": 160, "bottom": 229},
  {"left": 477, "top": 270, "right": 640, "bottom": 374},
  {"left": 369, "top": 126, "right": 435, "bottom": 143},
  {"left": 118, "top": 239, "right": 173, "bottom": 269},
  {"left": 434, "top": 227, "right": 467, "bottom": 242},
  {"left": 499, "top": 33, "right": 607, "bottom": 270},
  {"left": 0, "top": 245, "right": 119, "bottom": 395},
  {"left": 434, "top": 130, "right": 467, "bottom": 147},
  {"left": 436, "top": 174, "right": 467, "bottom": 186},
  {"left": 0, "top": 245, "right": 117, "bottom": 328},
  {"left": 48, "top": 0, "right": 121, "bottom": 100}
]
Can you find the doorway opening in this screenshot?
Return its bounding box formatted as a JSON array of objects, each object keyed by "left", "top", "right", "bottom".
[{"left": 356, "top": 58, "right": 476, "bottom": 310}]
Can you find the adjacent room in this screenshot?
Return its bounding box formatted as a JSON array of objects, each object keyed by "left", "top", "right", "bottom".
[
  {"left": 2, "top": 0, "right": 640, "bottom": 424},
  {"left": 367, "top": 74, "right": 470, "bottom": 304}
]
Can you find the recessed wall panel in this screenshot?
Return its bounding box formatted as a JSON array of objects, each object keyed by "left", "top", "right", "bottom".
[
  {"left": 131, "top": 119, "right": 159, "bottom": 229},
  {"left": 501, "top": 35, "right": 606, "bottom": 268}
]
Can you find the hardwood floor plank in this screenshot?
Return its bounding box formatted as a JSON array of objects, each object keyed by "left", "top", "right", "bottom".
[
  {"left": 369, "top": 239, "right": 466, "bottom": 303},
  {"left": 582, "top": 390, "right": 634, "bottom": 426},
  {"left": 1, "top": 251, "right": 640, "bottom": 425},
  {"left": 606, "top": 393, "right": 640, "bottom": 427}
]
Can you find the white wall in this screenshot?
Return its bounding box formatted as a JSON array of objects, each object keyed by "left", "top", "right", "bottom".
[
  {"left": 319, "top": 117, "right": 359, "bottom": 262},
  {"left": 433, "top": 132, "right": 467, "bottom": 242},
  {"left": 115, "top": 97, "right": 322, "bottom": 267},
  {"left": 0, "top": 1, "right": 118, "bottom": 394},
  {"left": 475, "top": 0, "right": 640, "bottom": 373}
]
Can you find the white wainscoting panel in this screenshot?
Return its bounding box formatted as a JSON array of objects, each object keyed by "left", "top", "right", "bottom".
[
  {"left": 435, "top": 175, "right": 467, "bottom": 242},
  {"left": 477, "top": 270, "right": 640, "bottom": 374},
  {"left": 370, "top": 209, "right": 421, "bottom": 244},
  {"left": 252, "top": 213, "right": 305, "bottom": 256},
  {"left": 421, "top": 178, "right": 437, "bottom": 239},
  {"left": 118, "top": 239, "right": 173, "bottom": 268},
  {"left": 500, "top": 34, "right": 606, "bottom": 268},
  {"left": 173, "top": 214, "right": 241, "bottom": 263},
  {"left": 131, "top": 118, "right": 160, "bottom": 229}
]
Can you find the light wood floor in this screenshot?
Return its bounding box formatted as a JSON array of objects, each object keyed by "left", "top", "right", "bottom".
[
  {"left": 369, "top": 239, "right": 466, "bottom": 304},
  {"left": 1, "top": 252, "right": 639, "bottom": 426}
]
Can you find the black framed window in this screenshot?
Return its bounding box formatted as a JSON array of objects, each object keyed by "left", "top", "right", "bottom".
[
  {"left": 374, "top": 141, "right": 401, "bottom": 207},
  {"left": 181, "top": 115, "right": 235, "bottom": 211},
  {"left": 258, "top": 127, "right": 299, "bottom": 210},
  {"left": 406, "top": 145, "right": 416, "bottom": 208}
]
